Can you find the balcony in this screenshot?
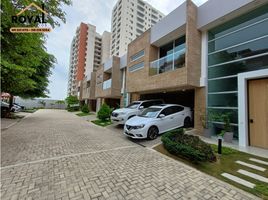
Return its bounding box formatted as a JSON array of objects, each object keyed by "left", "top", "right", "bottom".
[
  {"left": 104, "top": 57, "right": 113, "bottom": 72},
  {"left": 149, "top": 48, "right": 186, "bottom": 76},
  {"left": 102, "top": 79, "right": 112, "bottom": 90}
]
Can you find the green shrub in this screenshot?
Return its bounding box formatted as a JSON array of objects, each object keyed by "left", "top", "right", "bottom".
[
  {"left": 81, "top": 104, "right": 90, "bottom": 113},
  {"left": 97, "top": 103, "right": 112, "bottom": 121},
  {"left": 67, "top": 105, "right": 79, "bottom": 112},
  {"left": 161, "top": 129, "right": 216, "bottom": 163}
]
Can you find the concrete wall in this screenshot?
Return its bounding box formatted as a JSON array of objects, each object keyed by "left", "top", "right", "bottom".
[
  {"left": 101, "top": 31, "right": 111, "bottom": 63},
  {"left": 14, "top": 97, "right": 66, "bottom": 109},
  {"left": 84, "top": 24, "right": 96, "bottom": 81},
  {"left": 150, "top": 1, "right": 186, "bottom": 46},
  {"left": 197, "top": 0, "right": 267, "bottom": 30}
]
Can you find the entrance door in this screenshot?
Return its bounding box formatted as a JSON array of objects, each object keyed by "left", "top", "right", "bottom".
[{"left": 248, "top": 78, "right": 268, "bottom": 149}]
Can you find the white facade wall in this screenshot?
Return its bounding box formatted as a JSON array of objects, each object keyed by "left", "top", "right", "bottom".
[{"left": 85, "top": 24, "right": 96, "bottom": 81}]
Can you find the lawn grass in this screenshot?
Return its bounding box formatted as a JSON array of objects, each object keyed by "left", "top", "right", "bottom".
[
  {"left": 154, "top": 143, "right": 268, "bottom": 199},
  {"left": 76, "top": 112, "right": 92, "bottom": 117},
  {"left": 91, "top": 119, "right": 112, "bottom": 127}
]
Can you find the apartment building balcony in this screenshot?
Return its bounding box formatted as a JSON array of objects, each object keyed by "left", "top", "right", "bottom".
[
  {"left": 103, "top": 57, "right": 113, "bottom": 72},
  {"left": 95, "top": 56, "right": 121, "bottom": 99},
  {"left": 102, "top": 79, "right": 112, "bottom": 90},
  {"left": 149, "top": 48, "right": 186, "bottom": 76}
]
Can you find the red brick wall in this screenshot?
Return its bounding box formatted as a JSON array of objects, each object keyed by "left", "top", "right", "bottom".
[{"left": 76, "top": 23, "right": 88, "bottom": 81}]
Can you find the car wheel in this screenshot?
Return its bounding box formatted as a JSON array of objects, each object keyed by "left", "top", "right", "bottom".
[
  {"left": 184, "top": 117, "right": 191, "bottom": 128},
  {"left": 147, "top": 126, "right": 159, "bottom": 140}
]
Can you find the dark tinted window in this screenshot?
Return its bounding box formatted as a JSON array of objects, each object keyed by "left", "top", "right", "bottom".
[
  {"left": 141, "top": 100, "right": 163, "bottom": 108},
  {"left": 141, "top": 101, "right": 153, "bottom": 108},
  {"left": 171, "top": 106, "right": 184, "bottom": 113},
  {"left": 159, "top": 107, "right": 173, "bottom": 116}
]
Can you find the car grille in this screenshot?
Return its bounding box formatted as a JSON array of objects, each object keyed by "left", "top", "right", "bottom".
[
  {"left": 125, "top": 132, "right": 134, "bottom": 137},
  {"left": 111, "top": 112, "right": 118, "bottom": 117}
]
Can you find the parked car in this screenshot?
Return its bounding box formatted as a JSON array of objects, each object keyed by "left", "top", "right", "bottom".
[
  {"left": 111, "top": 99, "right": 164, "bottom": 124},
  {"left": 11, "top": 104, "right": 22, "bottom": 112},
  {"left": 13, "top": 103, "right": 24, "bottom": 110},
  {"left": 1, "top": 101, "right": 10, "bottom": 117},
  {"left": 124, "top": 104, "right": 192, "bottom": 140}
]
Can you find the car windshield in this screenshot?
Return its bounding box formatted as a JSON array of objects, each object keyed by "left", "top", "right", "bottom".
[
  {"left": 126, "top": 102, "right": 140, "bottom": 109},
  {"left": 140, "top": 107, "right": 161, "bottom": 118}
]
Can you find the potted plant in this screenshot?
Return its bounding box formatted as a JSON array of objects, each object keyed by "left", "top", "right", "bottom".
[{"left": 221, "top": 113, "right": 234, "bottom": 143}]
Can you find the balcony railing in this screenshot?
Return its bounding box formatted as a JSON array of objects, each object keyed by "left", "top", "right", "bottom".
[
  {"left": 103, "top": 79, "right": 112, "bottom": 90},
  {"left": 149, "top": 48, "right": 186, "bottom": 76}
]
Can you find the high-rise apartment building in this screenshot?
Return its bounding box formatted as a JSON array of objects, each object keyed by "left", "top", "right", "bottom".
[
  {"left": 67, "top": 23, "right": 111, "bottom": 98},
  {"left": 110, "top": 0, "right": 165, "bottom": 56}
]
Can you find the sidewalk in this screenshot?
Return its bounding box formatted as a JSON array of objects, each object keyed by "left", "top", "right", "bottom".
[{"left": 1, "top": 112, "right": 31, "bottom": 131}]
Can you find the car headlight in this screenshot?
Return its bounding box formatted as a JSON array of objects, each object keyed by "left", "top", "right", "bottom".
[{"left": 133, "top": 124, "right": 145, "bottom": 129}]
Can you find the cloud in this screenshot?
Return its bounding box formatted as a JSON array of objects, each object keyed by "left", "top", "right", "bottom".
[{"left": 45, "top": 0, "right": 208, "bottom": 99}]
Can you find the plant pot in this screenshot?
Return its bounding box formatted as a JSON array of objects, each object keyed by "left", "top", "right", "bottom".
[
  {"left": 223, "top": 131, "right": 233, "bottom": 143},
  {"left": 203, "top": 128, "right": 212, "bottom": 138}
]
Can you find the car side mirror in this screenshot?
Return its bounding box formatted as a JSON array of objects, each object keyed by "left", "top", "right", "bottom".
[
  {"left": 159, "top": 114, "right": 165, "bottom": 118},
  {"left": 139, "top": 106, "right": 144, "bottom": 109}
]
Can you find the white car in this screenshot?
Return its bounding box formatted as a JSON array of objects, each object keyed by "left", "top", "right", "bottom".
[
  {"left": 124, "top": 104, "right": 192, "bottom": 140},
  {"left": 11, "top": 104, "right": 22, "bottom": 112},
  {"left": 111, "top": 99, "right": 164, "bottom": 125}
]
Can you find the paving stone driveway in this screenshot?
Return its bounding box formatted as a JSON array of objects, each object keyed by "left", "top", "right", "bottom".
[{"left": 1, "top": 109, "right": 258, "bottom": 200}]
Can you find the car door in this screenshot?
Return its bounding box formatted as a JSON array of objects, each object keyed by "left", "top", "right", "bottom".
[
  {"left": 157, "top": 107, "right": 173, "bottom": 133},
  {"left": 171, "top": 106, "right": 185, "bottom": 128}
]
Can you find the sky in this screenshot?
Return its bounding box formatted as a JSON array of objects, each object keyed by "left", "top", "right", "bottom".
[{"left": 45, "top": 0, "right": 207, "bottom": 100}]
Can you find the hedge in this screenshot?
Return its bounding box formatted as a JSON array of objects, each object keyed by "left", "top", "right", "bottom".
[{"left": 161, "top": 129, "right": 216, "bottom": 163}]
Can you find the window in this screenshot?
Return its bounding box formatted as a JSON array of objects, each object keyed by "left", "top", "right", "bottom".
[
  {"left": 207, "top": 5, "right": 268, "bottom": 138},
  {"left": 129, "top": 62, "right": 144, "bottom": 72},
  {"left": 140, "top": 102, "right": 152, "bottom": 108},
  {"left": 140, "top": 100, "right": 162, "bottom": 108},
  {"left": 136, "top": 22, "right": 143, "bottom": 29},
  {"left": 159, "top": 107, "right": 173, "bottom": 116},
  {"left": 130, "top": 50, "right": 145, "bottom": 61},
  {"left": 171, "top": 106, "right": 184, "bottom": 113}
]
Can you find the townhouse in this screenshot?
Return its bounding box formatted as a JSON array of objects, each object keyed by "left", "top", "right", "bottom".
[
  {"left": 126, "top": 0, "right": 204, "bottom": 131},
  {"left": 94, "top": 0, "right": 268, "bottom": 149},
  {"left": 94, "top": 54, "right": 128, "bottom": 111},
  {"left": 197, "top": 0, "right": 268, "bottom": 149}
]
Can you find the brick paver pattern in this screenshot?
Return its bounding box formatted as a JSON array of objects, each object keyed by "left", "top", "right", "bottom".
[{"left": 1, "top": 110, "right": 258, "bottom": 200}]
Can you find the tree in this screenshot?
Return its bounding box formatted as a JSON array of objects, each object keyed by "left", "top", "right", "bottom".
[
  {"left": 56, "top": 100, "right": 65, "bottom": 109},
  {"left": 0, "top": 0, "right": 72, "bottom": 110},
  {"left": 55, "top": 100, "right": 65, "bottom": 104},
  {"left": 81, "top": 104, "right": 90, "bottom": 113},
  {"left": 65, "top": 95, "right": 79, "bottom": 106},
  {"left": 39, "top": 100, "right": 46, "bottom": 107},
  {"left": 97, "top": 104, "right": 112, "bottom": 121}
]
